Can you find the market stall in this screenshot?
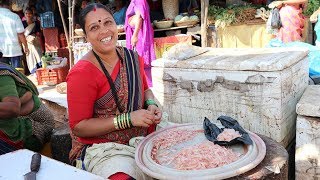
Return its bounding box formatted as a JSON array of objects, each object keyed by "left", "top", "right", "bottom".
[
  {"left": 72, "top": 0, "right": 201, "bottom": 61},
  {"left": 201, "top": 0, "right": 315, "bottom": 48}
]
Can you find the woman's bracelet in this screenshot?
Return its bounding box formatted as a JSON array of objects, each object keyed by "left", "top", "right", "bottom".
[
  {"left": 144, "top": 99, "right": 158, "bottom": 109},
  {"left": 113, "top": 116, "right": 119, "bottom": 130},
  {"left": 114, "top": 113, "right": 133, "bottom": 130}
]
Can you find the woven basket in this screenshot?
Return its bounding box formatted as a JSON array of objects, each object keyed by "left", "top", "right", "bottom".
[
  {"left": 154, "top": 20, "right": 174, "bottom": 29},
  {"left": 162, "top": 0, "right": 179, "bottom": 20},
  {"left": 174, "top": 20, "right": 199, "bottom": 27}
]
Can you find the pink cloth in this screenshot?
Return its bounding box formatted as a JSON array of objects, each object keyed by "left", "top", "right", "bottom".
[
  {"left": 278, "top": 5, "right": 305, "bottom": 43},
  {"left": 125, "top": 0, "right": 155, "bottom": 87}
]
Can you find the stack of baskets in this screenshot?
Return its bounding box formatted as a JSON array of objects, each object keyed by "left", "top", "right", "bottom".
[{"left": 162, "top": 0, "right": 179, "bottom": 20}]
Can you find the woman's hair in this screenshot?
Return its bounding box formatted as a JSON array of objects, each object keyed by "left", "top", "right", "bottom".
[
  {"left": 79, "top": 3, "right": 114, "bottom": 34},
  {"left": 24, "top": 7, "right": 33, "bottom": 14}
]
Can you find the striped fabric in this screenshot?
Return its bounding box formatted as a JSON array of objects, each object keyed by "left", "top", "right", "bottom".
[{"left": 0, "top": 139, "right": 17, "bottom": 155}]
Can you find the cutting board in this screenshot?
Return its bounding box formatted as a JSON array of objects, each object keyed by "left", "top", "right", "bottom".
[{"left": 0, "top": 149, "right": 103, "bottom": 180}]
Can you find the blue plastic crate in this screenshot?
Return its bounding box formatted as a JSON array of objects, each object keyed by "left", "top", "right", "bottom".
[{"left": 40, "top": 11, "right": 55, "bottom": 28}]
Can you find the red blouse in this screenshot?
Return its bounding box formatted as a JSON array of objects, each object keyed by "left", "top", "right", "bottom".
[{"left": 66, "top": 56, "right": 149, "bottom": 144}]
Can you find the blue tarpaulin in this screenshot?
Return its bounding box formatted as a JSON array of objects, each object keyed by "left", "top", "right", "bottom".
[{"left": 267, "top": 39, "right": 320, "bottom": 77}]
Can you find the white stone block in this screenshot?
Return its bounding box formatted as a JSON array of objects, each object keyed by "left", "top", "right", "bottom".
[
  {"left": 296, "top": 85, "right": 320, "bottom": 117},
  {"left": 152, "top": 48, "right": 309, "bottom": 146},
  {"left": 295, "top": 115, "right": 320, "bottom": 180}
]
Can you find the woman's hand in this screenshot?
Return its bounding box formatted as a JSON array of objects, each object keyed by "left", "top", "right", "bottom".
[
  {"left": 130, "top": 109, "right": 155, "bottom": 127},
  {"left": 0, "top": 97, "right": 20, "bottom": 118},
  {"left": 269, "top": 1, "right": 283, "bottom": 9},
  {"left": 147, "top": 105, "right": 162, "bottom": 124},
  {"left": 26, "top": 35, "right": 36, "bottom": 43},
  {"left": 310, "top": 14, "right": 318, "bottom": 23},
  {"left": 20, "top": 91, "right": 32, "bottom": 104},
  {"left": 19, "top": 91, "right": 34, "bottom": 116},
  {"left": 131, "top": 35, "right": 138, "bottom": 48},
  {"left": 310, "top": 9, "right": 320, "bottom": 23}
]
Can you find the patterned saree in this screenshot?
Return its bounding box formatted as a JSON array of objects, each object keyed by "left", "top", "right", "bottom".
[{"left": 69, "top": 47, "right": 152, "bottom": 163}]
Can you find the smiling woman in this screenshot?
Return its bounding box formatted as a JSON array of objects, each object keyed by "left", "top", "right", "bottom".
[{"left": 66, "top": 3, "right": 162, "bottom": 180}]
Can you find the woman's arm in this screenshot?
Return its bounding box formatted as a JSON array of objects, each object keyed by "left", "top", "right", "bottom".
[
  {"left": 73, "top": 109, "right": 156, "bottom": 138},
  {"left": 0, "top": 97, "right": 20, "bottom": 119},
  {"left": 0, "top": 76, "right": 29, "bottom": 119},
  {"left": 0, "top": 92, "right": 34, "bottom": 118},
  {"left": 310, "top": 8, "right": 320, "bottom": 23},
  {"left": 269, "top": 0, "right": 308, "bottom": 9},
  {"left": 19, "top": 91, "right": 34, "bottom": 116},
  {"left": 72, "top": 116, "right": 117, "bottom": 137},
  {"left": 67, "top": 64, "right": 155, "bottom": 138},
  {"left": 144, "top": 89, "right": 162, "bottom": 124},
  {"left": 18, "top": 33, "right": 29, "bottom": 55},
  {"left": 131, "top": 11, "right": 143, "bottom": 47}
]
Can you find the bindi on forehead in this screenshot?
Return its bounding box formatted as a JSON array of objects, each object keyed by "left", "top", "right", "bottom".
[{"left": 87, "top": 17, "right": 109, "bottom": 28}]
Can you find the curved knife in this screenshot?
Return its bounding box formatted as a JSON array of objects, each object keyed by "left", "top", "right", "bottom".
[{"left": 24, "top": 153, "right": 41, "bottom": 180}]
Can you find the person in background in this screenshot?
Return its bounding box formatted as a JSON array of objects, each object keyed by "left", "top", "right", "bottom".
[
  {"left": 0, "top": 0, "right": 29, "bottom": 69},
  {"left": 67, "top": 3, "right": 162, "bottom": 179},
  {"left": 75, "top": 0, "right": 89, "bottom": 29},
  {"left": 22, "top": 5, "right": 39, "bottom": 21},
  {"left": 269, "top": 0, "right": 308, "bottom": 43},
  {"left": 0, "top": 62, "right": 54, "bottom": 155},
  {"left": 22, "top": 7, "right": 43, "bottom": 74},
  {"left": 310, "top": 7, "right": 320, "bottom": 47},
  {"left": 125, "top": 0, "right": 156, "bottom": 87},
  {"left": 113, "top": 0, "right": 127, "bottom": 25},
  {"left": 81, "top": 0, "right": 89, "bottom": 9}
]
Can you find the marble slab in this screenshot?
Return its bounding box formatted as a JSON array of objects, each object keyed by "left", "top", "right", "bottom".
[{"left": 296, "top": 85, "right": 320, "bottom": 117}]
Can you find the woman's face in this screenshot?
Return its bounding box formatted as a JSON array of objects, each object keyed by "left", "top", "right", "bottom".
[
  {"left": 81, "top": 1, "right": 88, "bottom": 9},
  {"left": 25, "top": 10, "right": 33, "bottom": 20},
  {"left": 84, "top": 8, "right": 118, "bottom": 54}
]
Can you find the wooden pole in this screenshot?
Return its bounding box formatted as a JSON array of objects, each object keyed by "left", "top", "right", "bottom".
[
  {"left": 201, "top": 0, "right": 209, "bottom": 47},
  {"left": 70, "top": 0, "right": 75, "bottom": 66},
  {"left": 56, "top": 0, "right": 70, "bottom": 46},
  {"left": 67, "top": 0, "right": 75, "bottom": 67},
  {"left": 56, "top": 0, "right": 74, "bottom": 68}
]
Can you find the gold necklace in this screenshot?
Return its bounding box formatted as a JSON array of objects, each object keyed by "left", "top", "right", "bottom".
[{"left": 102, "top": 60, "right": 113, "bottom": 68}]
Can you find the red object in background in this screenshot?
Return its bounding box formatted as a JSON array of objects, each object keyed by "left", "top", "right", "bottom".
[
  {"left": 153, "top": 35, "right": 192, "bottom": 58},
  {"left": 36, "top": 67, "right": 68, "bottom": 85},
  {"left": 251, "top": 0, "right": 267, "bottom": 4},
  {"left": 43, "top": 27, "right": 60, "bottom": 52},
  {"left": 57, "top": 48, "right": 70, "bottom": 69}
]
